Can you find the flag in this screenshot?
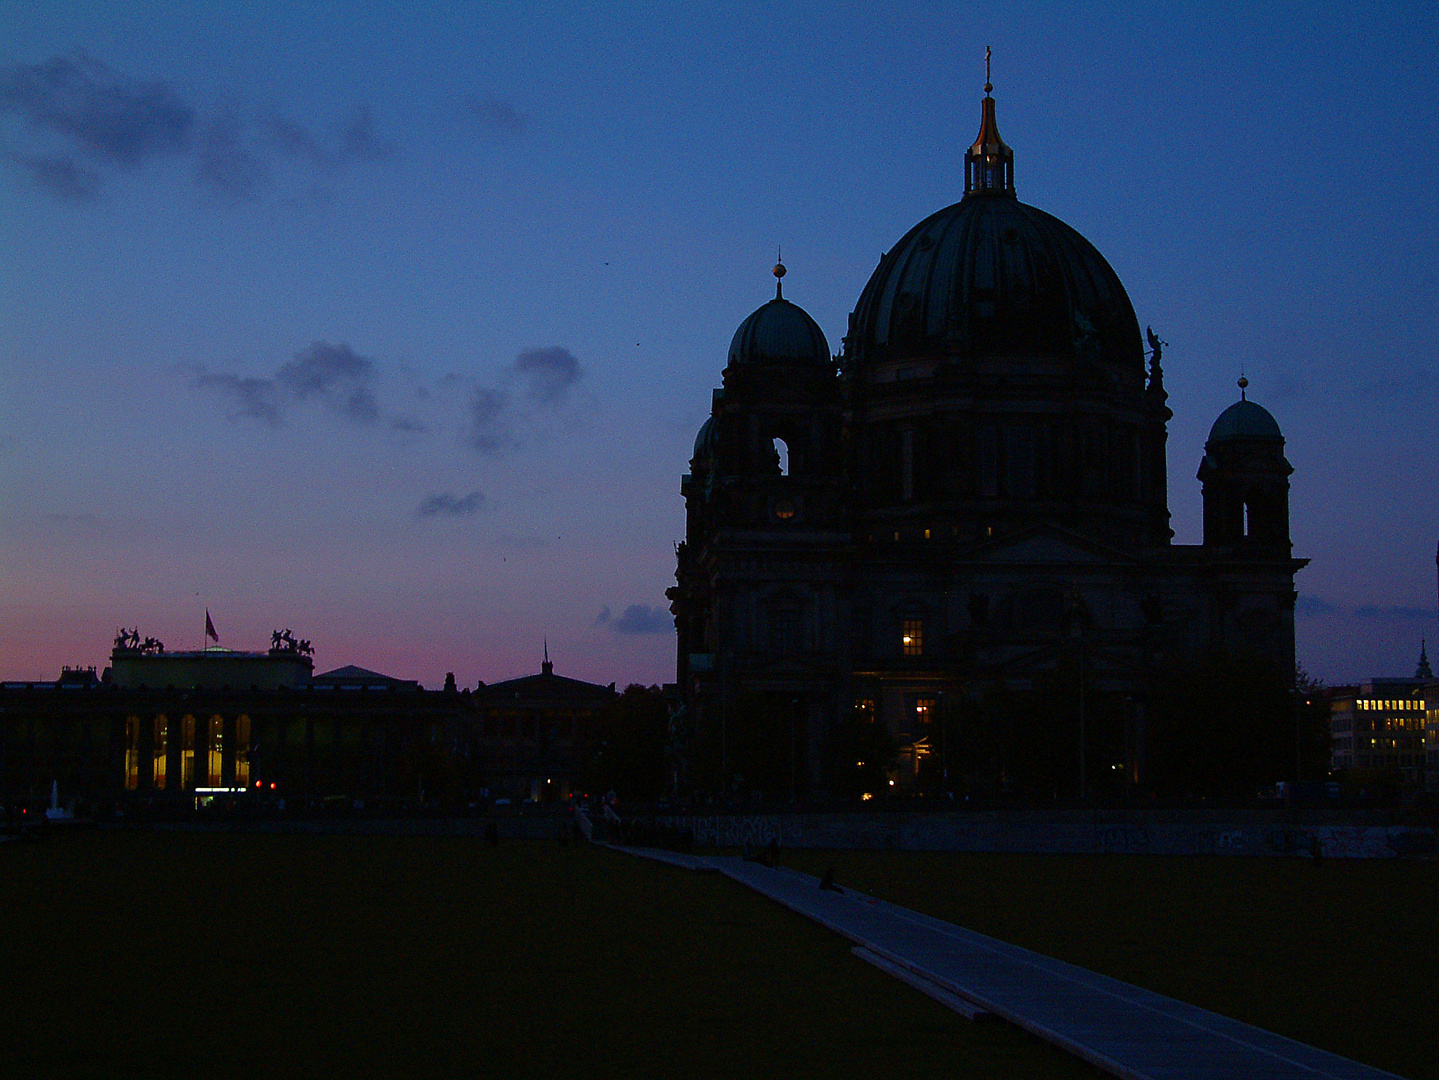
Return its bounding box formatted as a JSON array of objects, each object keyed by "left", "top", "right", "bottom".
[{"left": 205, "top": 610, "right": 218, "bottom": 642}]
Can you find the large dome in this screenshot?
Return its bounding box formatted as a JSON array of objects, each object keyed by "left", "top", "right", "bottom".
[{"left": 846, "top": 192, "right": 1143, "bottom": 370}]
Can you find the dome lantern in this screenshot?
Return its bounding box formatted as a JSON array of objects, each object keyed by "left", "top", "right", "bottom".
[{"left": 964, "top": 48, "right": 1014, "bottom": 197}]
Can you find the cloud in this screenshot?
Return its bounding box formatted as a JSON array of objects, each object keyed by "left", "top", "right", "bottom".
[
  {"left": 1296, "top": 596, "right": 1435, "bottom": 624},
  {"left": 0, "top": 49, "right": 394, "bottom": 202},
  {"left": 194, "top": 114, "right": 268, "bottom": 197},
  {"left": 264, "top": 115, "right": 328, "bottom": 168},
  {"left": 1358, "top": 367, "right": 1432, "bottom": 402},
  {"left": 192, "top": 340, "right": 585, "bottom": 459},
  {"left": 416, "top": 491, "right": 486, "bottom": 518},
  {"left": 0, "top": 48, "right": 193, "bottom": 167},
  {"left": 465, "top": 385, "right": 513, "bottom": 456},
  {"left": 8, "top": 152, "right": 101, "bottom": 201},
  {"left": 340, "top": 104, "right": 394, "bottom": 162},
  {"left": 278, "top": 341, "right": 373, "bottom": 396},
  {"left": 1295, "top": 595, "right": 1340, "bottom": 619},
  {"left": 190, "top": 370, "right": 283, "bottom": 425},
  {"left": 1353, "top": 604, "right": 1436, "bottom": 622},
  {"left": 515, "top": 346, "right": 582, "bottom": 405},
  {"left": 459, "top": 346, "right": 585, "bottom": 455},
  {"left": 191, "top": 341, "right": 377, "bottom": 426},
  {"left": 277, "top": 341, "right": 378, "bottom": 424},
  {"left": 595, "top": 604, "right": 669, "bottom": 635},
  {"left": 466, "top": 95, "right": 528, "bottom": 136}
]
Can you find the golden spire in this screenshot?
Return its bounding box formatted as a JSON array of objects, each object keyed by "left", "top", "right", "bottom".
[{"left": 965, "top": 47, "right": 1014, "bottom": 196}]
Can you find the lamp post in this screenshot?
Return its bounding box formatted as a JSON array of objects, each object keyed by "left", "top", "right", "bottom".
[
  {"left": 790, "top": 697, "right": 800, "bottom": 804},
  {"left": 1069, "top": 583, "right": 1087, "bottom": 803},
  {"left": 938, "top": 690, "right": 948, "bottom": 799}
]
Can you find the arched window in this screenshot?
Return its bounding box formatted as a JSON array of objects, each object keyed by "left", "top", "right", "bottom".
[{"left": 773, "top": 437, "right": 789, "bottom": 476}]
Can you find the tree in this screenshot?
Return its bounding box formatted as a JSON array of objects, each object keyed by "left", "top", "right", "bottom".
[
  {"left": 1146, "top": 654, "right": 1305, "bottom": 800},
  {"left": 576, "top": 685, "right": 668, "bottom": 804}
]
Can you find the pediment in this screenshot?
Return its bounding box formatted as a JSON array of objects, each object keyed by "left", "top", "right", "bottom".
[{"left": 962, "top": 525, "right": 1138, "bottom": 567}]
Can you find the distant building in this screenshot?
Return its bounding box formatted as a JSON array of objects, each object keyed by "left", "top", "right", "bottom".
[
  {"left": 470, "top": 656, "right": 618, "bottom": 802},
  {"left": 1418, "top": 641, "right": 1439, "bottom": 794},
  {"left": 1329, "top": 663, "right": 1430, "bottom": 784}
]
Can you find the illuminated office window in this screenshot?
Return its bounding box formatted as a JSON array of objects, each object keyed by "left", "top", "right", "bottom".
[
  {"left": 153, "top": 716, "right": 168, "bottom": 790},
  {"left": 124, "top": 716, "right": 139, "bottom": 791},
  {"left": 235, "top": 715, "right": 251, "bottom": 788},
  {"left": 208, "top": 716, "right": 224, "bottom": 787},
  {"left": 901, "top": 619, "right": 924, "bottom": 657},
  {"left": 181, "top": 716, "right": 195, "bottom": 790}
]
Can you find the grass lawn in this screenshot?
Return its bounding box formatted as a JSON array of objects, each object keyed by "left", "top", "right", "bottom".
[
  {"left": 1, "top": 831, "right": 1092, "bottom": 1080},
  {"left": 783, "top": 849, "right": 1438, "bottom": 1080}
]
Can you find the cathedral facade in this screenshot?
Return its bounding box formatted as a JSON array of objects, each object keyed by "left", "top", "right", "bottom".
[{"left": 669, "top": 86, "right": 1306, "bottom": 798}]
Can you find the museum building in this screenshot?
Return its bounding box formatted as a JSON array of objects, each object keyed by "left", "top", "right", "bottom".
[
  {"left": 0, "top": 635, "right": 617, "bottom": 813},
  {"left": 669, "top": 81, "right": 1306, "bottom": 796}
]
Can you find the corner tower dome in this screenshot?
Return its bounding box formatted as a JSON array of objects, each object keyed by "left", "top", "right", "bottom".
[
  {"left": 844, "top": 82, "right": 1143, "bottom": 372},
  {"left": 727, "top": 261, "right": 831, "bottom": 369},
  {"left": 1207, "top": 379, "right": 1284, "bottom": 443}
]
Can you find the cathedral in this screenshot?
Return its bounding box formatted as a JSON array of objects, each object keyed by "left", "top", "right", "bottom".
[{"left": 669, "top": 80, "right": 1306, "bottom": 798}]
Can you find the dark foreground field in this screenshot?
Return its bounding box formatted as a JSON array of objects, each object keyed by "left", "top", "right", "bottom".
[
  {"left": 786, "top": 849, "right": 1439, "bottom": 1080},
  {"left": 1, "top": 832, "right": 1089, "bottom": 1080}
]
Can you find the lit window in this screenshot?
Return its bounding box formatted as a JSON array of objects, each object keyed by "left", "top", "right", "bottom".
[
  {"left": 901, "top": 618, "right": 924, "bottom": 657},
  {"left": 235, "top": 715, "right": 251, "bottom": 788},
  {"left": 208, "top": 715, "right": 224, "bottom": 788},
  {"left": 914, "top": 698, "right": 935, "bottom": 725},
  {"left": 854, "top": 698, "right": 876, "bottom": 724},
  {"left": 124, "top": 716, "right": 140, "bottom": 791},
  {"left": 153, "top": 716, "right": 168, "bottom": 790}
]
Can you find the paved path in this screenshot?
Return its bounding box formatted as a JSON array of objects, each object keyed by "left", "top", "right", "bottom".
[{"left": 612, "top": 846, "right": 1405, "bottom": 1080}]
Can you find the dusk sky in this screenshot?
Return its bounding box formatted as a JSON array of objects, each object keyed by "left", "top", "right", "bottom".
[{"left": 2, "top": 2, "right": 1436, "bottom": 688}]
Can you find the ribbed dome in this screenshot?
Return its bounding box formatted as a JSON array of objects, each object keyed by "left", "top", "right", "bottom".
[
  {"left": 846, "top": 193, "right": 1143, "bottom": 370},
  {"left": 1208, "top": 399, "right": 1283, "bottom": 443},
  {"left": 728, "top": 295, "right": 830, "bottom": 368}
]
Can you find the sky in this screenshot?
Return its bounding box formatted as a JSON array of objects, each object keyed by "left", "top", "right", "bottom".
[{"left": 1, "top": 1, "right": 1436, "bottom": 689}]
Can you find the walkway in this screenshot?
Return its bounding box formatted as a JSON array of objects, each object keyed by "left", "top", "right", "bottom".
[{"left": 614, "top": 847, "right": 1405, "bottom": 1080}]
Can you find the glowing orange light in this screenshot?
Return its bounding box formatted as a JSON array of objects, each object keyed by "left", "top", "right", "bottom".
[{"left": 269, "top": 782, "right": 276, "bottom": 790}]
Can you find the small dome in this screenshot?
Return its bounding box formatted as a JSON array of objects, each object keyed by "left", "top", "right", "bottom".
[
  {"left": 692, "top": 416, "right": 716, "bottom": 460},
  {"left": 728, "top": 296, "right": 830, "bottom": 368},
  {"left": 1208, "top": 399, "right": 1283, "bottom": 443}
]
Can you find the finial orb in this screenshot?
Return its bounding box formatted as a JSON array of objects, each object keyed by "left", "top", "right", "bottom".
[
  {"left": 1237, "top": 376, "right": 1249, "bottom": 390},
  {"left": 773, "top": 262, "right": 786, "bottom": 280}
]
